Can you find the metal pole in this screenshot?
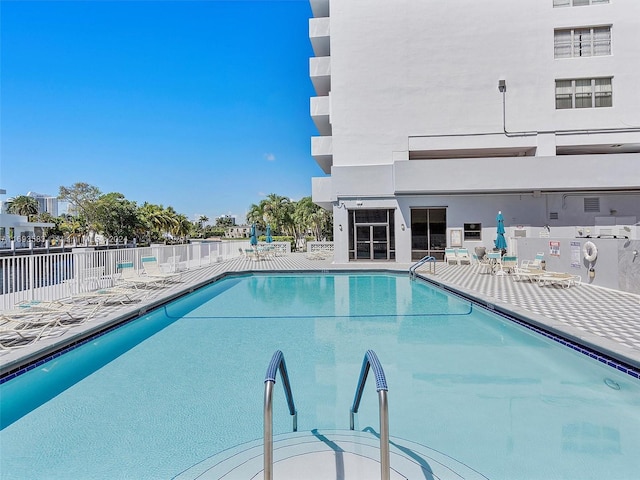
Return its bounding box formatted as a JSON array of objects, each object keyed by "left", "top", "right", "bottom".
[
  {"left": 378, "top": 390, "right": 390, "bottom": 480},
  {"left": 264, "top": 380, "right": 274, "bottom": 480}
]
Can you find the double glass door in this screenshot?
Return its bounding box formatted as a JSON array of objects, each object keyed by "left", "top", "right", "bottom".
[{"left": 349, "top": 209, "right": 395, "bottom": 261}]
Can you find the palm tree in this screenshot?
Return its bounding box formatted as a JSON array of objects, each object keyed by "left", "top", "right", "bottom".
[
  {"left": 6, "top": 195, "right": 39, "bottom": 220},
  {"left": 197, "top": 215, "right": 209, "bottom": 227},
  {"left": 246, "top": 202, "right": 266, "bottom": 230}
]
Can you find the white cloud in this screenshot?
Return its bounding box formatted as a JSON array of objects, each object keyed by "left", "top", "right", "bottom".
[{"left": 264, "top": 153, "right": 276, "bottom": 161}]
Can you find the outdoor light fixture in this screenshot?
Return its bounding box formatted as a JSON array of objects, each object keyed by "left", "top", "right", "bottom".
[
  {"left": 498, "top": 79, "right": 506, "bottom": 93},
  {"left": 401, "top": 224, "right": 405, "bottom": 231},
  {"left": 339, "top": 224, "right": 343, "bottom": 231}
]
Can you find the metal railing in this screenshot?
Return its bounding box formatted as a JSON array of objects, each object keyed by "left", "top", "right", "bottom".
[
  {"left": 263, "top": 350, "right": 297, "bottom": 480},
  {"left": 409, "top": 255, "right": 436, "bottom": 278},
  {"left": 0, "top": 241, "right": 265, "bottom": 310},
  {"left": 350, "top": 349, "right": 390, "bottom": 480}
]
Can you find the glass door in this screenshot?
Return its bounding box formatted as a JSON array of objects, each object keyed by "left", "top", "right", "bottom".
[
  {"left": 411, "top": 208, "right": 447, "bottom": 261},
  {"left": 349, "top": 209, "right": 395, "bottom": 261}
]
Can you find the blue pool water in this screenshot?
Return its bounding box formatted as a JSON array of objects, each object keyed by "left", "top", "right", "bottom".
[{"left": 1, "top": 273, "right": 639, "bottom": 479}]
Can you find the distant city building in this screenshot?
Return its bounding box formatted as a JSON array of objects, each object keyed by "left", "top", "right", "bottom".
[
  {"left": 27, "top": 191, "right": 59, "bottom": 217},
  {"left": 216, "top": 214, "right": 237, "bottom": 226},
  {"left": 308, "top": 0, "right": 640, "bottom": 263},
  {"left": 225, "top": 225, "right": 263, "bottom": 239}
]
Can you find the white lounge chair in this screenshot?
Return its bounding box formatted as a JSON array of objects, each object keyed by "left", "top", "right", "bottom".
[
  {"left": 512, "top": 266, "right": 546, "bottom": 283},
  {"left": 522, "top": 253, "right": 545, "bottom": 269},
  {"left": 538, "top": 272, "right": 581, "bottom": 288},
  {"left": 444, "top": 248, "right": 458, "bottom": 265},
  {"left": 455, "top": 248, "right": 472, "bottom": 265},
  {"left": 141, "top": 256, "right": 182, "bottom": 282},
  {"left": 0, "top": 316, "right": 70, "bottom": 349},
  {"left": 116, "top": 262, "right": 166, "bottom": 288}
]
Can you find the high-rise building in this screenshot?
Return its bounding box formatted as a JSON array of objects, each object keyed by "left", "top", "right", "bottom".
[
  {"left": 27, "top": 192, "right": 59, "bottom": 217},
  {"left": 309, "top": 0, "right": 640, "bottom": 263}
]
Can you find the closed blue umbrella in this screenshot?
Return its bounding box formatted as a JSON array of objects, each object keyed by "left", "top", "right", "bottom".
[
  {"left": 250, "top": 223, "right": 258, "bottom": 246},
  {"left": 265, "top": 224, "right": 273, "bottom": 243},
  {"left": 495, "top": 211, "right": 507, "bottom": 251}
]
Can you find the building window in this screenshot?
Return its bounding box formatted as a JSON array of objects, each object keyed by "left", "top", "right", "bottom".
[
  {"left": 554, "top": 27, "right": 611, "bottom": 58},
  {"left": 463, "top": 223, "right": 482, "bottom": 241},
  {"left": 555, "top": 78, "right": 612, "bottom": 109},
  {"left": 554, "top": 0, "right": 609, "bottom": 6}
]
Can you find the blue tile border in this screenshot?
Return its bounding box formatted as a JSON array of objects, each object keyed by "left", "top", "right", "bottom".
[{"left": 421, "top": 276, "right": 640, "bottom": 381}]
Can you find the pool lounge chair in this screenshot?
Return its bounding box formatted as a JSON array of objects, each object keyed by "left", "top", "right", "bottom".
[
  {"left": 141, "top": 256, "right": 182, "bottom": 282},
  {"left": 538, "top": 272, "right": 581, "bottom": 288},
  {"left": 522, "top": 253, "right": 545, "bottom": 269},
  {"left": 2, "top": 300, "right": 86, "bottom": 324},
  {"left": 444, "top": 248, "right": 458, "bottom": 265},
  {"left": 512, "top": 266, "right": 546, "bottom": 283},
  {"left": 501, "top": 256, "right": 518, "bottom": 274},
  {"left": 455, "top": 248, "right": 472, "bottom": 265},
  {"left": 116, "top": 262, "right": 166, "bottom": 289},
  {"left": 0, "top": 317, "right": 69, "bottom": 349}
]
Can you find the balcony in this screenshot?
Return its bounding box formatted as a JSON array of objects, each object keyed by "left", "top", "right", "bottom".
[
  {"left": 310, "top": 56, "right": 331, "bottom": 96},
  {"left": 309, "top": 0, "right": 329, "bottom": 18},
  {"left": 310, "top": 96, "right": 331, "bottom": 136},
  {"left": 311, "top": 136, "right": 333, "bottom": 173},
  {"left": 311, "top": 176, "right": 334, "bottom": 208},
  {"left": 309, "top": 17, "right": 330, "bottom": 57}
]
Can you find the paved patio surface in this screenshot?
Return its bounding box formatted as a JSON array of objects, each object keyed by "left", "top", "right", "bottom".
[{"left": 2, "top": 253, "right": 639, "bottom": 376}]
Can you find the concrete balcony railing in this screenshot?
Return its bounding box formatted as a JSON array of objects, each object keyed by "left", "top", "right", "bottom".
[
  {"left": 309, "top": 17, "right": 330, "bottom": 57},
  {"left": 311, "top": 96, "right": 331, "bottom": 136},
  {"left": 310, "top": 0, "right": 329, "bottom": 18},
  {"left": 311, "top": 136, "right": 333, "bottom": 173},
  {"left": 310, "top": 56, "right": 331, "bottom": 96}
]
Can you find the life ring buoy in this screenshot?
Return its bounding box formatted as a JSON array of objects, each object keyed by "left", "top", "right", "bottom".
[{"left": 583, "top": 241, "right": 598, "bottom": 262}]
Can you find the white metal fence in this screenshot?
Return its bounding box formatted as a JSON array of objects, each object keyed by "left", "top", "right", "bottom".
[{"left": 0, "top": 241, "right": 293, "bottom": 310}]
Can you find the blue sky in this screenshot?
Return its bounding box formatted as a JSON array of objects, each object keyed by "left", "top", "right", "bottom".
[{"left": 0, "top": 0, "right": 324, "bottom": 223}]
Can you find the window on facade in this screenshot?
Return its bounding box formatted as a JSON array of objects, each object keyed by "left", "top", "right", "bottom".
[
  {"left": 554, "top": 27, "right": 611, "bottom": 58},
  {"left": 463, "top": 223, "right": 481, "bottom": 241},
  {"left": 555, "top": 78, "right": 612, "bottom": 109},
  {"left": 554, "top": 0, "right": 609, "bottom": 6}
]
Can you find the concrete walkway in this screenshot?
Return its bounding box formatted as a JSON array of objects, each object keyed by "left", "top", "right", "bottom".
[{"left": 2, "top": 253, "right": 639, "bottom": 377}]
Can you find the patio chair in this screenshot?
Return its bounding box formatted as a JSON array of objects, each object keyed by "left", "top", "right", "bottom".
[
  {"left": 455, "top": 248, "right": 472, "bottom": 265},
  {"left": 538, "top": 272, "right": 581, "bottom": 288},
  {"left": 486, "top": 251, "right": 503, "bottom": 274},
  {"left": 512, "top": 266, "right": 546, "bottom": 283},
  {"left": 161, "top": 255, "right": 188, "bottom": 273},
  {"left": 501, "top": 256, "right": 518, "bottom": 274},
  {"left": 444, "top": 248, "right": 458, "bottom": 265},
  {"left": 0, "top": 317, "right": 69, "bottom": 349},
  {"left": 141, "top": 256, "right": 182, "bottom": 282},
  {"left": 522, "top": 253, "right": 545, "bottom": 269},
  {"left": 472, "top": 253, "right": 493, "bottom": 274},
  {"left": 3, "top": 300, "right": 86, "bottom": 324},
  {"left": 116, "top": 262, "right": 166, "bottom": 289}
]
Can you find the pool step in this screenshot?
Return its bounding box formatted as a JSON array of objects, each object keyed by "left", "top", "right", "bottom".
[{"left": 174, "top": 429, "right": 488, "bottom": 479}]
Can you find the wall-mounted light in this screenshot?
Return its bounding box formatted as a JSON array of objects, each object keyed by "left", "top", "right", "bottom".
[
  {"left": 339, "top": 224, "right": 343, "bottom": 231},
  {"left": 498, "top": 79, "right": 506, "bottom": 93},
  {"left": 401, "top": 224, "right": 405, "bottom": 231}
]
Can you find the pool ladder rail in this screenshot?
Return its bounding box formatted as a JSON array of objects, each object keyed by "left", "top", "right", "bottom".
[
  {"left": 264, "top": 349, "right": 390, "bottom": 480},
  {"left": 409, "top": 256, "right": 436, "bottom": 279},
  {"left": 175, "top": 350, "right": 489, "bottom": 480}
]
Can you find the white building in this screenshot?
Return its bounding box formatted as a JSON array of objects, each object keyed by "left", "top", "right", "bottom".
[
  {"left": 27, "top": 191, "right": 59, "bottom": 217},
  {"left": 309, "top": 0, "right": 640, "bottom": 263}
]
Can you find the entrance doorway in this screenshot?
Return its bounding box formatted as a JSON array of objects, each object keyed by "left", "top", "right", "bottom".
[
  {"left": 348, "top": 209, "right": 395, "bottom": 260},
  {"left": 411, "top": 208, "right": 446, "bottom": 261}
]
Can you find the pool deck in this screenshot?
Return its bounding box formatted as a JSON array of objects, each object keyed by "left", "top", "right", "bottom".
[{"left": 2, "top": 253, "right": 639, "bottom": 377}]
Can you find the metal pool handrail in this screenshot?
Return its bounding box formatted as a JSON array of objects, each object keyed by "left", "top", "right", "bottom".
[
  {"left": 409, "top": 255, "right": 436, "bottom": 278},
  {"left": 350, "top": 350, "right": 390, "bottom": 480},
  {"left": 264, "top": 350, "right": 297, "bottom": 480}
]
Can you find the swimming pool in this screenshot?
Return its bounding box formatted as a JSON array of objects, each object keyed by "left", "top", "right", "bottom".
[{"left": 1, "top": 273, "right": 639, "bottom": 479}]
